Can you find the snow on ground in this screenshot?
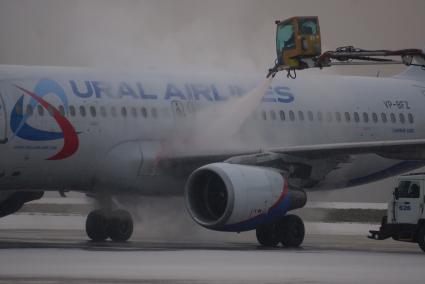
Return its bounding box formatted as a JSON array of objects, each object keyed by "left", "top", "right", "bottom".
[
  {"left": 0, "top": 214, "right": 421, "bottom": 284},
  {"left": 306, "top": 201, "right": 387, "bottom": 209},
  {"left": 30, "top": 196, "right": 388, "bottom": 209},
  {"left": 0, "top": 213, "right": 378, "bottom": 235}
]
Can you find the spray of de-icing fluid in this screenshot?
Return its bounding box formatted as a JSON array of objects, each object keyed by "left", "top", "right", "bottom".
[{"left": 170, "top": 76, "right": 275, "bottom": 155}]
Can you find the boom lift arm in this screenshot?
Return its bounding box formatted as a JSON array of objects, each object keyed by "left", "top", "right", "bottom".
[{"left": 267, "top": 16, "right": 425, "bottom": 78}]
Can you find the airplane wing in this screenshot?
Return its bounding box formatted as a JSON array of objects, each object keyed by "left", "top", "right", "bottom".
[
  {"left": 163, "top": 138, "right": 425, "bottom": 162},
  {"left": 268, "top": 138, "right": 425, "bottom": 158},
  {"left": 158, "top": 138, "right": 425, "bottom": 182}
]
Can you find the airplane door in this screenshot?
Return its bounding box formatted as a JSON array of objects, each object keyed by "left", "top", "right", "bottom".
[
  {"left": 170, "top": 100, "right": 197, "bottom": 123},
  {"left": 0, "top": 93, "right": 7, "bottom": 144},
  {"left": 171, "top": 100, "right": 187, "bottom": 120}
]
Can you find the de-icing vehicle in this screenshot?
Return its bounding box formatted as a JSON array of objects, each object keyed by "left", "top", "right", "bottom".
[{"left": 267, "top": 16, "right": 425, "bottom": 78}]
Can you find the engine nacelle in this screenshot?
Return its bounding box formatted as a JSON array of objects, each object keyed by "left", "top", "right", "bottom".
[
  {"left": 185, "top": 163, "right": 306, "bottom": 232},
  {"left": 0, "top": 191, "right": 44, "bottom": 218}
]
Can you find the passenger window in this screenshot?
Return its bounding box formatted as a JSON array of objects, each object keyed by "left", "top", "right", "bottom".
[
  {"left": 58, "top": 105, "right": 65, "bottom": 116},
  {"left": 344, "top": 112, "right": 350, "bottom": 122},
  {"left": 69, "top": 106, "right": 76, "bottom": 117},
  {"left": 26, "top": 105, "right": 33, "bottom": 116},
  {"left": 307, "top": 110, "right": 313, "bottom": 121},
  {"left": 270, "top": 110, "right": 276, "bottom": 120},
  {"left": 372, "top": 112, "right": 378, "bottom": 123},
  {"left": 408, "top": 113, "right": 414, "bottom": 123},
  {"left": 279, "top": 110, "right": 285, "bottom": 121},
  {"left": 289, "top": 110, "right": 295, "bottom": 121},
  {"left": 131, "top": 107, "right": 138, "bottom": 118},
  {"left": 363, "top": 112, "right": 369, "bottom": 123},
  {"left": 317, "top": 111, "right": 323, "bottom": 122},
  {"left": 381, "top": 113, "right": 387, "bottom": 123},
  {"left": 90, "top": 106, "right": 96, "bottom": 117},
  {"left": 100, "top": 106, "right": 107, "bottom": 117},
  {"left": 262, "top": 110, "right": 267, "bottom": 120},
  {"left": 111, "top": 106, "right": 117, "bottom": 117},
  {"left": 326, "top": 112, "right": 332, "bottom": 122},
  {"left": 121, "top": 107, "right": 127, "bottom": 117},
  {"left": 335, "top": 112, "right": 341, "bottom": 122},
  {"left": 354, "top": 112, "right": 360, "bottom": 122},
  {"left": 141, "top": 107, "right": 148, "bottom": 118},
  {"left": 390, "top": 113, "right": 396, "bottom": 123},
  {"left": 298, "top": 111, "right": 304, "bottom": 121},
  {"left": 399, "top": 113, "right": 405, "bottom": 124},
  {"left": 79, "top": 106, "right": 86, "bottom": 117},
  {"left": 152, "top": 108, "right": 158, "bottom": 119},
  {"left": 37, "top": 105, "right": 44, "bottom": 116}
]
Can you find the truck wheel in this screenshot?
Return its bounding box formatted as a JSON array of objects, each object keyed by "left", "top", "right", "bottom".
[
  {"left": 417, "top": 226, "right": 425, "bottom": 253},
  {"left": 381, "top": 216, "right": 387, "bottom": 227}
]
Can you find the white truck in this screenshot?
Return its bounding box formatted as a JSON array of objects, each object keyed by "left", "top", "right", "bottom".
[{"left": 369, "top": 173, "right": 425, "bottom": 252}]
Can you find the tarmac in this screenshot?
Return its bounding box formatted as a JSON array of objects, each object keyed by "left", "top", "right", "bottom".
[{"left": 0, "top": 213, "right": 423, "bottom": 284}]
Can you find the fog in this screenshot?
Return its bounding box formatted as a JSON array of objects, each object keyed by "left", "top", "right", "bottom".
[
  {"left": 1, "top": 0, "right": 424, "bottom": 76},
  {"left": 1, "top": 0, "right": 425, "bottom": 205}
]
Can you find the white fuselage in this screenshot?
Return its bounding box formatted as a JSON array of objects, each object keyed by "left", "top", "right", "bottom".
[{"left": 0, "top": 65, "right": 424, "bottom": 195}]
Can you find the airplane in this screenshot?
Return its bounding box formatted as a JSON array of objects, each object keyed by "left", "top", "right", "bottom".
[{"left": 0, "top": 60, "right": 424, "bottom": 247}]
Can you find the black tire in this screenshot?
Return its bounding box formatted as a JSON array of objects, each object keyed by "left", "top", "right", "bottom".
[
  {"left": 279, "top": 214, "right": 305, "bottom": 247},
  {"left": 417, "top": 226, "right": 425, "bottom": 253},
  {"left": 107, "top": 209, "right": 133, "bottom": 242},
  {"left": 256, "top": 223, "right": 279, "bottom": 247},
  {"left": 86, "top": 210, "right": 109, "bottom": 242}
]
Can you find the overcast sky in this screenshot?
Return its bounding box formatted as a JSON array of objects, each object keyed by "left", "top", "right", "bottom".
[
  {"left": 1, "top": 0, "right": 424, "bottom": 201},
  {"left": 0, "top": 0, "right": 424, "bottom": 76}
]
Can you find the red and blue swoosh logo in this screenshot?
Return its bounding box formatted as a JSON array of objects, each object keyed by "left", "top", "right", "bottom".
[{"left": 10, "top": 79, "right": 79, "bottom": 160}]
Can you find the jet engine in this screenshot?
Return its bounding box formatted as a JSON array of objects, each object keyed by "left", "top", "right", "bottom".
[
  {"left": 0, "top": 191, "right": 44, "bottom": 217},
  {"left": 185, "top": 163, "right": 306, "bottom": 232}
]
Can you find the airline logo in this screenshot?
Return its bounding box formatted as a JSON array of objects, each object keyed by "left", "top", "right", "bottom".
[
  {"left": 68, "top": 80, "right": 295, "bottom": 103},
  {"left": 7, "top": 77, "right": 294, "bottom": 160},
  {"left": 10, "top": 79, "right": 79, "bottom": 160}
]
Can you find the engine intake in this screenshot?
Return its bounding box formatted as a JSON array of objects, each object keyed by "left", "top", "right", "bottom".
[{"left": 185, "top": 163, "right": 306, "bottom": 232}]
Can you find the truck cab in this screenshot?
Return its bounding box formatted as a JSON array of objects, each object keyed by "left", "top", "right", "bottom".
[
  {"left": 369, "top": 173, "right": 425, "bottom": 252},
  {"left": 390, "top": 175, "right": 425, "bottom": 225}
]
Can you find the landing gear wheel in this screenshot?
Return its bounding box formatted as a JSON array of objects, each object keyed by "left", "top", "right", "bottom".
[
  {"left": 417, "top": 226, "right": 425, "bottom": 253},
  {"left": 86, "top": 210, "right": 109, "bottom": 242},
  {"left": 256, "top": 223, "right": 279, "bottom": 247},
  {"left": 107, "top": 209, "right": 134, "bottom": 242},
  {"left": 279, "top": 214, "right": 305, "bottom": 247}
]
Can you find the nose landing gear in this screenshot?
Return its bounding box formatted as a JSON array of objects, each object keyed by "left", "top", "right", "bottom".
[{"left": 85, "top": 209, "right": 134, "bottom": 242}]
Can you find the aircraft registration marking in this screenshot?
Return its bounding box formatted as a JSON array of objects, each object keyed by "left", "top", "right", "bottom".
[{"left": 383, "top": 100, "right": 411, "bottom": 110}]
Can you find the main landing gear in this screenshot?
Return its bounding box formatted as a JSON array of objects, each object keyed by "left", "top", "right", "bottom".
[
  {"left": 85, "top": 209, "right": 134, "bottom": 242},
  {"left": 256, "top": 214, "right": 305, "bottom": 248}
]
